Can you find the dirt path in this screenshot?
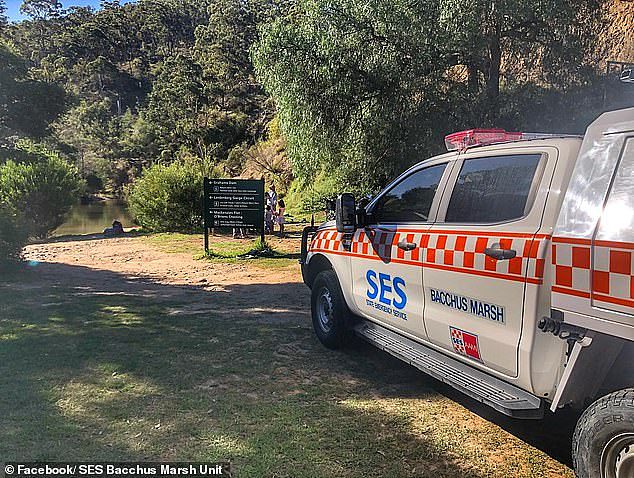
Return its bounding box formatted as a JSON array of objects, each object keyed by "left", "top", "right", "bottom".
[{"left": 25, "top": 234, "right": 302, "bottom": 290}]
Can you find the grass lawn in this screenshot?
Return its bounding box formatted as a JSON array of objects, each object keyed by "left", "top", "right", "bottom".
[
  {"left": 143, "top": 232, "right": 301, "bottom": 269},
  {"left": 0, "top": 234, "right": 576, "bottom": 477}
]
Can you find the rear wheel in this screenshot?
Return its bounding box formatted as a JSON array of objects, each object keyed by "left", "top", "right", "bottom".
[
  {"left": 573, "top": 388, "right": 634, "bottom": 478},
  {"left": 311, "top": 270, "right": 350, "bottom": 349}
]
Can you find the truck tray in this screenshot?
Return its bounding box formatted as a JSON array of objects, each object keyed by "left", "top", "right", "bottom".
[{"left": 354, "top": 321, "right": 544, "bottom": 419}]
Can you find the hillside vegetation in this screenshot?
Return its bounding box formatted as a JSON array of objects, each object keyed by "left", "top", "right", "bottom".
[{"left": 0, "top": 0, "right": 632, "bottom": 219}]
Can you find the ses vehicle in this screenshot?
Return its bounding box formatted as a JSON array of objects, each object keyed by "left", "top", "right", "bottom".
[{"left": 300, "top": 108, "right": 634, "bottom": 478}]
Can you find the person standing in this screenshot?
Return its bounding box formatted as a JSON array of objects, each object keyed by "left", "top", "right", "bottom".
[
  {"left": 267, "top": 184, "right": 278, "bottom": 212},
  {"left": 266, "top": 184, "right": 278, "bottom": 234},
  {"left": 277, "top": 198, "right": 286, "bottom": 237},
  {"left": 264, "top": 205, "right": 274, "bottom": 235}
]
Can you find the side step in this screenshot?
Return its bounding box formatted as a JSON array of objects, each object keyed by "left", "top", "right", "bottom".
[{"left": 354, "top": 321, "right": 543, "bottom": 419}]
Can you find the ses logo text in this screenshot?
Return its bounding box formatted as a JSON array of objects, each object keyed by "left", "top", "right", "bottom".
[{"left": 365, "top": 270, "right": 408, "bottom": 320}]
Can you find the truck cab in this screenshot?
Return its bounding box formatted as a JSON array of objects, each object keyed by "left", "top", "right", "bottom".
[{"left": 301, "top": 108, "right": 634, "bottom": 478}]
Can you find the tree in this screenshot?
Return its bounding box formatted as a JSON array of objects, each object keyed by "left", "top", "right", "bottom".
[
  {"left": 0, "top": 0, "right": 610, "bottom": 202},
  {"left": 20, "top": 0, "right": 62, "bottom": 21},
  {"left": 2, "top": 0, "right": 292, "bottom": 192},
  {"left": 253, "top": 0, "right": 449, "bottom": 194},
  {"left": 54, "top": 99, "right": 117, "bottom": 180},
  {"left": 195, "top": 0, "right": 258, "bottom": 102},
  {"left": 194, "top": 0, "right": 289, "bottom": 139},
  {"left": 0, "top": 1, "right": 8, "bottom": 33},
  {"left": 438, "top": 0, "right": 603, "bottom": 122},
  {"left": 127, "top": 159, "right": 206, "bottom": 232},
  {"left": 144, "top": 54, "right": 206, "bottom": 155},
  {"left": 142, "top": 52, "right": 251, "bottom": 165},
  {"left": 0, "top": 44, "right": 66, "bottom": 140},
  {"left": 19, "top": 0, "right": 64, "bottom": 65}
]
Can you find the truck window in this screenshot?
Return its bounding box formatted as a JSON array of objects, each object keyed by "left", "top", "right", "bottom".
[
  {"left": 374, "top": 164, "right": 446, "bottom": 223},
  {"left": 591, "top": 137, "right": 634, "bottom": 315},
  {"left": 445, "top": 154, "right": 541, "bottom": 223},
  {"left": 595, "top": 137, "right": 634, "bottom": 244}
]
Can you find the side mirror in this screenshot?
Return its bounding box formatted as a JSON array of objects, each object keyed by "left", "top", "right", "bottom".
[
  {"left": 357, "top": 197, "right": 370, "bottom": 227},
  {"left": 336, "top": 193, "right": 356, "bottom": 233}
]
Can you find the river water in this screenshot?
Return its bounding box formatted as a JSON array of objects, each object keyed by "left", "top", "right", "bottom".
[{"left": 53, "top": 200, "right": 135, "bottom": 236}]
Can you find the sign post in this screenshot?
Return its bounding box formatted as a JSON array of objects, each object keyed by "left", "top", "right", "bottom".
[{"left": 203, "top": 178, "right": 265, "bottom": 252}]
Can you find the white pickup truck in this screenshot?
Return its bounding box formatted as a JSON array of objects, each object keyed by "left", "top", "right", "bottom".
[{"left": 300, "top": 108, "right": 634, "bottom": 478}]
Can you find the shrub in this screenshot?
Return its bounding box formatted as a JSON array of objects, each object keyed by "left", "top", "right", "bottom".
[
  {"left": 127, "top": 160, "right": 207, "bottom": 232},
  {"left": 0, "top": 207, "right": 28, "bottom": 263},
  {"left": 0, "top": 147, "right": 82, "bottom": 239},
  {"left": 285, "top": 171, "right": 341, "bottom": 216}
]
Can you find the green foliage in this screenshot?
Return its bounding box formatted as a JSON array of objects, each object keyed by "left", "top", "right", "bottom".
[
  {"left": 145, "top": 54, "right": 206, "bottom": 154},
  {"left": 0, "top": 142, "right": 82, "bottom": 238},
  {"left": 142, "top": 53, "right": 251, "bottom": 161},
  {"left": 20, "top": 0, "right": 62, "bottom": 21},
  {"left": 127, "top": 159, "right": 211, "bottom": 233},
  {"left": 437, "top": 0, "right": 603, "bottom": 120},
  {"left": 54, "top": 98, "right": 135, "bottom": 191},
  {"left": 254, "top": 0, "right": 609, "bottom": 194},
  {"left": 0, "top": 207, "right": 28, "bottom": 263},
  {"left": 0, "top": 43, "right": 67, "bottom": 138},
  {"left": 0, "top": 1, "right": 7, "bottom": 32},
  {"left": 285, "top": 172, "right": 340, "bottom": 216},
  {"left": 0, "top": 0, "right": 624, "bottom": 205},
  {"left": 193, "top": 0, "right": 288, "bottom": 140},
  {"left": 2, "top": 0, "right": 287, "bottom": 192},
  {"left": 253, "top": 0, "right": 449, "bottom": 195}
]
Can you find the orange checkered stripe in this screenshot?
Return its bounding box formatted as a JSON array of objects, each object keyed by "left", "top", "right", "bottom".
[
  {"left": 309, "top": 228, "right": 550, "bottom": 285},
  {"left": 552, "top": 237, "right": 634, "bottom": 309}
]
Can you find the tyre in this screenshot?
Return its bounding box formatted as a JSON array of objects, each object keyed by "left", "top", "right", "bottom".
[
  {"left": 573, "top": 388, "right": 634, "bottom": 478},
  {"left": 311, "top": 270, "right": 350, "bottom": 349}
]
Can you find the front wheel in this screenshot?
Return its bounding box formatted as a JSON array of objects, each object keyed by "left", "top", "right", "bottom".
[
  {"left": 573, "top": 388, "right": 634, "bottom": 478},
  {"left": 311, "top": 270, "right": 350, "bottom": 349}
]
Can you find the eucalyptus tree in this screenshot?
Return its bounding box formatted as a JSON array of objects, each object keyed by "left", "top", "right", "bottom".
[
  {"left": 194, "top": 0, "right": 275, "bottom": 140},
  {"left": 20, "top": 0, "right": 62, "bottom": 20},
  {"left": 19, "top": 0, "right": 64, "bottom": 65},
  {"left": 0, "top": 1, "right": 7, "bottom": 31}
]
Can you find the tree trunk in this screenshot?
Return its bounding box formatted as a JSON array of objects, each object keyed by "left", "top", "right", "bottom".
[
  {"left": 486, "top": 33, "right": 501, "bottom": 123},
  {"left": 467, "top": 62, "right": 479, "bottom": 93}
]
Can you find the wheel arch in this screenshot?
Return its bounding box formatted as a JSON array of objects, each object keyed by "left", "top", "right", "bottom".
[
  {"left": 551, "top": 332, "right": 634, "bottom": 411},
  {"left": 305, "top": 253, "right": 334, "bottom": 289}
]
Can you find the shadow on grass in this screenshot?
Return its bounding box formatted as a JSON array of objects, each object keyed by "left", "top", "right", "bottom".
[{"left": 0, "top": 262, "right": 573, "bottom": 476}]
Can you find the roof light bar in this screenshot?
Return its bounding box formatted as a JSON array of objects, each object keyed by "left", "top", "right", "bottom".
[{"left": 444, "top": 128, "right": 576, "bottom": 151}]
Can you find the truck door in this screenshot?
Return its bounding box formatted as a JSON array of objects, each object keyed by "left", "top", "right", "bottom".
[
  {"left": 350, "top": 160, "right": 451, "bottom": 341},
  {"left": 423, "top": 150, "right": 554, "bottom": 377}
]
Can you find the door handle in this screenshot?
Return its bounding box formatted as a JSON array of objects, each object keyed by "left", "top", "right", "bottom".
[
  {"left": 397, "top": 240, "right": 417, "bottom": 251},
  {"left": 484, "top": 243, "right": 516, "bottom": 260}
]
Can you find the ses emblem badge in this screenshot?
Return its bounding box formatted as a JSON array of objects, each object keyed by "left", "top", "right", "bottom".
[{"left": 450, "top": 327, "right": 482, "bottom": 362}]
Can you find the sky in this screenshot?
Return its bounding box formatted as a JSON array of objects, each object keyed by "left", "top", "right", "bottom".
[{"left": 5, "top": 1, "right": 135, "bottom": 21}]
